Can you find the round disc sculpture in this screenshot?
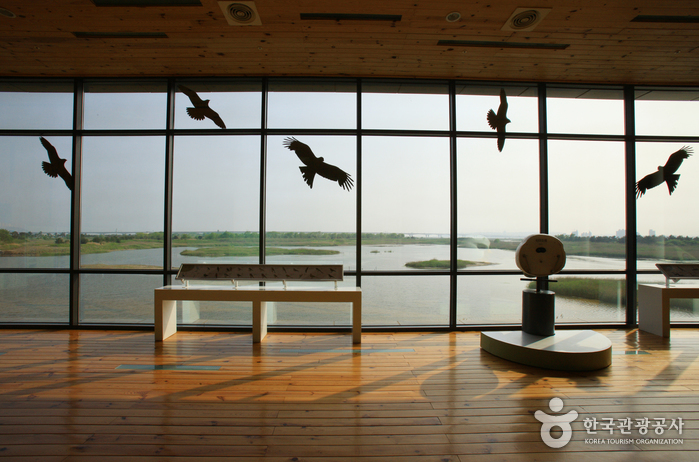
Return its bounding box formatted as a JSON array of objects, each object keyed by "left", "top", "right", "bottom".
[
  {"left": 480, "top": 234, "right": 612, "bottom": 371},
  {"left": 515, "top": 234, "right": 566, "bottom": 337}
]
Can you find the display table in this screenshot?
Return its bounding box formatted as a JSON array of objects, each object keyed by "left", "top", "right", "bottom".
[
  {"left": 154, "top": 285, "right": 362, "bottom": 344},
  {"left": 638, "top": 284, "right": 699, "bottom": 338}
]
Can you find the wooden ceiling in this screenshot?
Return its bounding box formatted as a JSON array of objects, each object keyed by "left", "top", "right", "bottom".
[{"left": 1, "top": 0, "right": 698, "bottom": 85}]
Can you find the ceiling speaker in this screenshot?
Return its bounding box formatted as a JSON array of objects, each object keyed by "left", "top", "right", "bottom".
[
  {"left": 501, "top": 8, "right": 551, "bottom": 32},
  {"left": 219, "top": 1, "right": 262, "bottom": 26}
]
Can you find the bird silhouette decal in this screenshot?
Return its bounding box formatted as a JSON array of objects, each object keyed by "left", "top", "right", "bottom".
[
  {"left": 636, "top": 147, "right": 692, "bottom": 198},
  {"left": 487, "top": 88, "right": 511, "bottom": 152},
  {"left": 40, "top": 137, "right": 73, "bottom": 191},
  {"left": 283, "top": 137, "right": 354, "bottom": 191},
  {"left": 178, "top": 85, "right": 226, "bottom": 129}
]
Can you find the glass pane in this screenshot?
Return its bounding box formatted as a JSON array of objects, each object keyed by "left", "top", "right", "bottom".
[
  {"left": 636, "top": 142, "right": 699, "bottom": 264},
  {"left": 635, "top": 89, "right": 699, "bottom": 137},
  {"left": 363, "top": 275, "right": 450, "bottom": 326},
  {"left": 548, "top": 140, "right": 626, "bottom": 270},
  {"left": 269, "top": 276, "right": 357, "bottom": 326},
  {"left": 0, "top": 81, "right": 74, "bottom": 130},
  {"left": 549, "top": 276, "right": 626, "bottom": 323},
  {"left": 362, "top": 81, "right": 449, "bottom": 130},
  {"left": 172, "top": 136, "right": 261, "bottom": 269},
  {"left": 267, "top": 80, "right": 356, "bottom": 129},
  {"left": 80, "top": 274, "right": 162, "bottom": 324},
  {"left": 457, "top": 275, "right": 625, "bottom": 325},
  {"left": 177, "top": 299, "right": 252, "bottom": 326},
  {"left": 0, "top": 136, "right": 72, "bottom": 269},
  {"left": 266, "top": 135, "right": 356, "bottom": 269},
  {"left": 84, "top": 81, "right": 167, "bottom": 130},
  {"left": 362, "top": 136, "right": 450, "bottom": 271},
  {"left": 458, "top": 275, "right": 527, "bottom": 324},
  {"left": 456, "top": 84, "right": 538, "bottom": 134},
  {"left": 457, "top": 138, "right": 539, "bottom": 271},
  {"left": 546, "top": 87, "right": 624, "bottom": 135},
  {"left": 0, "top": 273, "right": 69, "bottom": 323},
  {"left": 175, "top": 80, "right": 262, "bottom": 129},
  {"left": 81, "top": 137, "right": 164, "bottom": 269}
]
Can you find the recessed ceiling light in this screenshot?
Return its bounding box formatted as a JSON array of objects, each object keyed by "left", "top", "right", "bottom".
[
  {"left": 219, "top": 1, "right": 262, "bottom": 26},
  {"left": 446, "top": 12, "right": 461, "bottom": 22},
  {"left": 0, "top": 7, "right": 16, "bottom": 18},
  {"left": 502, "top": 8, "right": 551, "bottom": 32}
]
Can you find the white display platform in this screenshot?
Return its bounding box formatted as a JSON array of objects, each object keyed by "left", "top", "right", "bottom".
[{"left": 481, "top": 329, "right": 612, "bottom": 371}]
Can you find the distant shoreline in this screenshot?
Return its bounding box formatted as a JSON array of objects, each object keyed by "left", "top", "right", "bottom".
[{"left": 2, "top": 230, "right": 698, "bottom": 261}]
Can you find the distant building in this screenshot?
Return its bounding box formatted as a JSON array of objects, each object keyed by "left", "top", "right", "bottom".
[
  {"left": 649, "top": 229, "right": 656, "bottom": 237},
  {"left": 616, "top": 229, "right": 626, "bottom": 238}
]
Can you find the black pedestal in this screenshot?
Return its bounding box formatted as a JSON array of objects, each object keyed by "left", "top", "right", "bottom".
[{"left": 522, "top": 288, "right": 555, "bottom": 337}]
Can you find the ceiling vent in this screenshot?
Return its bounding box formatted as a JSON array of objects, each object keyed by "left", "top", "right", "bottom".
[
  {"left": 219, "top": 1, "right": 262, "bottom": 26},
  {"left": 501, "top": 8, "right": 551, "bottom": 32}
]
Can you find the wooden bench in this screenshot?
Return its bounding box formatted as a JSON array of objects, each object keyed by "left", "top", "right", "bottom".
[
  {"left": 154, "top": 264, "right": 361, "bottom": 344},
  {"left": 638, "top": 264, "right": 699, "bottom": 338}
]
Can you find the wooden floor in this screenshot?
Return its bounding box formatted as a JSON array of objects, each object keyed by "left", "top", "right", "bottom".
[{"left": 0, "top": 328, "right": 697, "bottom": 461}]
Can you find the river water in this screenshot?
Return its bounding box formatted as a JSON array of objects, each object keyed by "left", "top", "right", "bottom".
[{"left": 1, "top": 244, "right": 697, "bottom": 325}]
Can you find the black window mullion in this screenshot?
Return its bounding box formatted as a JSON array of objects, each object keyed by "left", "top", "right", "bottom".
[
  {"left": 449, "top": 80, "right": 458, "bottom": 329},
  {"left": 356, "top": 78, "right": 362, "bottom": 287},
  {"left": 624, "top": 84, "right": 638, "bottom": 327},
  {"left": 163, "top": 78, "right": 176, "bottom": 286},
  {"left": 69, "top": 78, "right": 84, "bottom": 326},
  {"left": 259, "top": 78, "right": 268, "bottom": 264}
]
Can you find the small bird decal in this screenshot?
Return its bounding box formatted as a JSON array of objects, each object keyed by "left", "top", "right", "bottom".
[
  {"left": 283, "top": 137, "right": 354, "bottom": 191},
  {"left": 487, "top": 88, "right": 511, "bottom": 152},
  {"left": 636, "top": 146, "right": 693, "bottom": 198},
  {"left": 40, "top": 137, "right": 73, "bottom": 191},
  {"left": 178, "top": 85, "right": 226, "bottom": 129}
]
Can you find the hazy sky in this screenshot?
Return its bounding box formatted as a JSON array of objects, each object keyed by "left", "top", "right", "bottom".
[{"left": 1, "top": 85, "right": 697, "bottom": 238}]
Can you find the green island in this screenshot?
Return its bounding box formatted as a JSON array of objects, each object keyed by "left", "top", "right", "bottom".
[{"left": 405, "top": 258, "right": 492, "bottom": 269}]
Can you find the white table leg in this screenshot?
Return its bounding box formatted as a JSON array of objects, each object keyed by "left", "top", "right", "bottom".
[
  {"left": 155, "top": 299, "right": 177, "bottom": 341},
  {"left": 352, "top": 298, "right": 362, "bottom": 344},
  {"left": 252, "top": 300, "right": 268, "bottom": 343},
  {"left": 638, "top": 284, "right": 668, "bottom": 337}
]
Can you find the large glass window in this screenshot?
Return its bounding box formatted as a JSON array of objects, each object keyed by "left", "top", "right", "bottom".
[
  {"left": 0, "top": 81, "right": 74, "bottom": 130},
  {"left": 456, "top": 84, "right": 538, "bottom": 134},
  {"left": 175, "top": 80, "right": 262, "bottom": 130},
  {"left": 635, "top": 89, "right": 699, "bottom": 137},
  {"left": 266, "top": 135, "right": 356, "bottom": 270},
  {"left": 1, "top": 77, "right": 697, "bottom": 329},
  {"left": 84, "top": 81, "right": 167, "bottom": 130},
  {"left": 267, "top": 80, "right": 356, "bottom": 129},
  {"left": 363, "top": 276, "right": 450, "bottom": 326},
  {"left": 548, "top": 140, "right": 626, "bottom": 269},
  {"left": 547, "top": 87, "right": 624, "bottom": 135},
  {"left": 362, "top": 136, "right": 450, "bottom": 272},
  {"left": 172, "top": 136, "right": 260, "bottom": 269},
  {"left": 80, "top": 136, "right": 165, "bottom": 269},
  {"left": 0, "top": 136, "right": 73, "bottom": 269},
  {"left": 362, "top": 81, "right": 449, "bottom": 131},
  {"left": 80, "top": 274, "right": 162, "bottom": 324},
  {"left": 0, "top": 273, "right": 69, "bottom": 323}
]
